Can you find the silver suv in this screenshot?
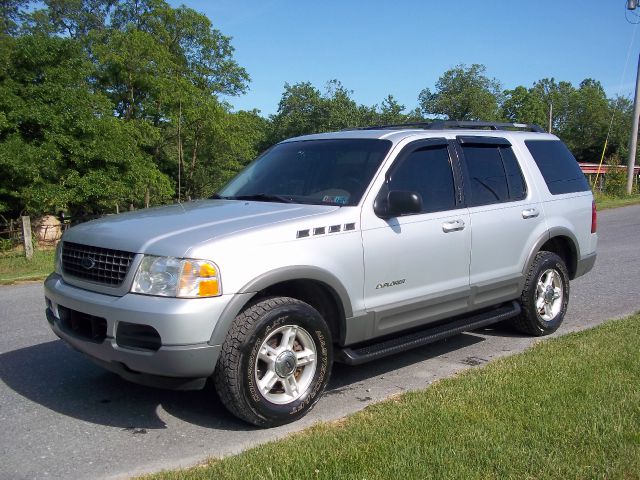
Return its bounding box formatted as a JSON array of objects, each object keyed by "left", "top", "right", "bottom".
[{"left": 44, "top": 121, "right": 597, "bottom": 427}]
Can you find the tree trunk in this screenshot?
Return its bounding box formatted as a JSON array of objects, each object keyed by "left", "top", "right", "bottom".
[
  {"left": 126, "top": 71, "right": 135, "bottom": 120},
  {"left": 187, "top": 126, "right": 201, "bottom": 198}
]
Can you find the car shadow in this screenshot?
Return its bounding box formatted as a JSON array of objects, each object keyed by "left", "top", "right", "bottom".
[
  {"left": 474, "top": 320, "right": 531, "bottom": 338},
  {"left": 328, "top": 332, "right": 485, "bottom": 391},
  {"left": 0, "top": 340, "right": 250, "bottom": 431},
  {"left": 1, "top": 332, "right": 487, "bottom": 431}
]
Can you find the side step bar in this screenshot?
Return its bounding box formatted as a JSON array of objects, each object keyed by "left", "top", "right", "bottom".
[{"left": 337, "top": 301, "right": 521, "bottom": 365}]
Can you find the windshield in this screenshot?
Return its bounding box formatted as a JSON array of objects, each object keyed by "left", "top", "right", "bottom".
[{"left": 217, "top": 139, "right": 392, "bottom": 206}]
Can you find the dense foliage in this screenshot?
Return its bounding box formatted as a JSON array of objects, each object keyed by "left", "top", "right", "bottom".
[
  {"left": 1, "top": 0, "right": 256, "bottom": 216},
  {"left": 0, "top": 1, "right": 634, "bottom": 217}
]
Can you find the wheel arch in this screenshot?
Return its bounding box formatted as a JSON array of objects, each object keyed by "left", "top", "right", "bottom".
[
  {"left": 209, "top": 266, "right": 352, "bottom": 347},
  {"left": 523, "top": 228, "right": 580, "bottom": 280}
]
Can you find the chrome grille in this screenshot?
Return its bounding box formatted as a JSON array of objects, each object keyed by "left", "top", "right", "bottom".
[{"left": 61, "top": 242, "right": 135, "bottom": 286}]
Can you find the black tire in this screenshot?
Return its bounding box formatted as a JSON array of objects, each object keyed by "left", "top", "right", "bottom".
[
  {"left": 213, "top": 296, "right": 333, "bottom": 427},
  {"left": 513, "top": 251, "right": 570, "bottom": 336}
]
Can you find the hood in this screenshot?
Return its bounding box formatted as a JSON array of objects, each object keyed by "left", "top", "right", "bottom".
[{"left": 62, "top": 200, "right": 339, "bottom": 257}]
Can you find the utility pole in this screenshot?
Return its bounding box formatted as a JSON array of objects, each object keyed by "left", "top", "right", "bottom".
[
  {"left": 628, "top": 54, "right": 640, "bottom": 194},
  {"left": 627, "top": 0, "right": 640, "bottom": 194},
  {"left": 548, "top": 102, "right": 553, "bottom": 134}
]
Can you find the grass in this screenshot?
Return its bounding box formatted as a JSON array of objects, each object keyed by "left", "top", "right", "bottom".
[
  {"left": 143, "top": 315, "right": 640, "bottom": 480},
  {"left": 0, "top": 249, "right": 55, "bottom": 284},
  {"left": 594, "top": 192, "right": 640, "bottom": 210}
]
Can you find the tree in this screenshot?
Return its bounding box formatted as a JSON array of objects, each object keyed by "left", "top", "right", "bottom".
[
  {"left": 0, "top": 0, "right": 28, "bottom": 35},
  {"left": 89, "top": 0, "right": 249, "bottom": 124},
  {"left": 160, "top": 95, "right": 269, "bottom": 199},
  {"left": 269, "top": 81, "right": 324, "bottom": 141},
  {"left": 418, "top": 64, "right": 503, "bottom": 121},
  {"left": 500, "top": 78, "right": 625, "bottom": 164},
  {"left": 370, "top": 95, "right": 422, "bottom": 125},
  {"left": 3, "top": 0, "right": 636, "bottom": 214},
  {"left": 7, "top": 0, "right": 253, "bottom": 211},
  {"left": 606, "top": 95, "right": 633, "bottom": 162},
  {"left": 267, "top": 81, "right": 423, "bottom": 143},
  {"left": 26, "top": 0, "right": 113, "bottom": 38},
  {"left": 0, "top": 34, "right": 172, "bottom": 216},
  {"left": 528, "top": 78, "right": 575, "bottom": 134},
  {"left": 268, "top": 80, "right": 367, "bottom": 143},
  {"left": 320, "top": 80, "right": 366, "bottom": 131},
  {"left": 203, "top": 108, "right": 269, "bottom": 194},
  {"left": 562, "top": 79, "right": 610, "bottom": 162},
  {"left": 501, "top": 85, "right": 547, "bottom": 127}
]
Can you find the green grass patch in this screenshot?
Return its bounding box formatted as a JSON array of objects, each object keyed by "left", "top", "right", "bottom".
[
  {"left": 144, "top": 315, "right": 640, "bottom": 480},
  {"left": 0, "top": 249, "right": 54, "bottom": 284},
  {"left": 594, "top": 192, "right": 640, "bottom": 210}
]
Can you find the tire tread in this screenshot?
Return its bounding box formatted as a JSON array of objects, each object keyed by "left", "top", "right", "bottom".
[
  {"left": 214, "top": 296, "right": 306, "bottom": 427},
  {"left": 513, "top": 251, "right": 569, "bottom": 336}
]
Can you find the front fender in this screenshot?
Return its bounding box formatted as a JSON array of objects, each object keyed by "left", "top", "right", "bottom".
[{"left": 208, "top": 266, "right": 353, "bottom": 347}]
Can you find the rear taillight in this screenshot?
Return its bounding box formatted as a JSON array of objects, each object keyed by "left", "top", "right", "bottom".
[{"left": 591, "top": 200, "right": 597, "bottom": 233}]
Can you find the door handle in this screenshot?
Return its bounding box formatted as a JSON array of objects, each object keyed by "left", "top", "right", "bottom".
[
  {"left": 522, "top": 208, "right": 539, "bottom": 219},
  {"left": 442, "top": 220, "right": 465, "bottom": 233}
]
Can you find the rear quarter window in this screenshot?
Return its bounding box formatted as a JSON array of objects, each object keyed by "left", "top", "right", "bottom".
[{"left": 525, "top": 140, "right": 590, "bottom": 195}]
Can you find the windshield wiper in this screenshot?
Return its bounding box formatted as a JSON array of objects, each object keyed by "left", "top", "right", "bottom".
[{"left": 227, "top": 193, "right": 295, "bottom": 203}]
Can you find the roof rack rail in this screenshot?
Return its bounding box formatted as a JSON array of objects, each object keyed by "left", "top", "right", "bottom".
[
  {"left": 352, "top": 122, "right": 433, "bottom": 131},
  {"left": 428, "top": 121, "right": 545, "bottom": 132},
  {"left": 352, "top": 121, "right": 545, "bottom": 133}
]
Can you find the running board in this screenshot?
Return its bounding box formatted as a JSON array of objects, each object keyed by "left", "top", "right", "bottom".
[{"left": 337, "top": 301, "right": 521, "bottom": 365}]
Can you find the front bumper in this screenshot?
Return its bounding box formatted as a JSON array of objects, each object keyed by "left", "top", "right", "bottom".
[{"left": 44, "top": 273, "right": 231, "bottom": 389}]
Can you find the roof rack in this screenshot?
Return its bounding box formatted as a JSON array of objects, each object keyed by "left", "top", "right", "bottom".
[{"left": 353, "top": 121, "right": 545, "bottom": 133}]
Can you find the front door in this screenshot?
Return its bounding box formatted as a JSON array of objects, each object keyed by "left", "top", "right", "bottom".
[{"left": 361, "top": 139, "right": 471, "bottom": 339}]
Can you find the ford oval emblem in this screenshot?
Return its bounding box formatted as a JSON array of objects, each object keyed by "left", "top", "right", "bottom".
[{"left": 81, "top": 256, "right": 96, "bottom": 270}]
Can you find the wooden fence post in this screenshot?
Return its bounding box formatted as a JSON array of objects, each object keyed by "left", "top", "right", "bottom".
[{"left": 21, "top": 216, "right": 33, "bottom": 260}]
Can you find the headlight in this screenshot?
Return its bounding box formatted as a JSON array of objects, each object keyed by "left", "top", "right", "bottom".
[
  {"left": 54, "top": 241, "right": 63, "bottom": 275},
  {"left": 131, "top": 256, "right": 221, "bottom": 298}
]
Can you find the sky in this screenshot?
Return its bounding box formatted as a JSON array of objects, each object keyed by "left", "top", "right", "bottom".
[{"left": 170, "top": 0, "right": 640, "bottom": 117}]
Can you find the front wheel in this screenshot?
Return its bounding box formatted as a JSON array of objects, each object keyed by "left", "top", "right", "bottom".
[
  {"left": 214, "top": 297, "right": 332, "bottom": 427},
  {"left": 513, "top": 251, "right": 570, "bottom": 336}
]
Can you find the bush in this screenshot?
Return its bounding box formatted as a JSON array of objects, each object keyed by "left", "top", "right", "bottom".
[
  {"left": 0, "top": 238, "right": 12, "bottom": 252},
  {"left": 604, "top": 154, "right": 627, "bottom": 197}
]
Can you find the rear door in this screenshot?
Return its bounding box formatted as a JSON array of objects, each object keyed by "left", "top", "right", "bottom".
[{"left": 455, "top": 136, "right": 545, "bottom": 307}]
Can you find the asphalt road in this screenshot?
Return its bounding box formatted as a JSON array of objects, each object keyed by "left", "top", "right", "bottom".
[{"left": 1, "top": 205, "right": 639, "bottom": 480}]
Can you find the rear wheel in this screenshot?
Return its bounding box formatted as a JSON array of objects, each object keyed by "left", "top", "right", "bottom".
[
  {"left": 513, "top": 251, "right": 569, "bottom": 336},
  {"left": 214, "top": 297, "right": 332, "bottom": 427}
]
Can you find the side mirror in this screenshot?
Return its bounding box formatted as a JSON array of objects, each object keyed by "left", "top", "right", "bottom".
[{"left": 375, "top": 190, "right": 422, "bottom": 218}]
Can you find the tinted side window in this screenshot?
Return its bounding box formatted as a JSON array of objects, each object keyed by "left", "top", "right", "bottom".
[
  {"left": 388, "top": 146, "right": 456, "bottom": 213},
  {"left": 462, "top": 145, "right": 509, "bottom": 206},
  {"left": 525, "top": 140, "right": 590, "bottom": 194},
  {"left": 500, "top": 147, "right": 527, "bottom": 200}
]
